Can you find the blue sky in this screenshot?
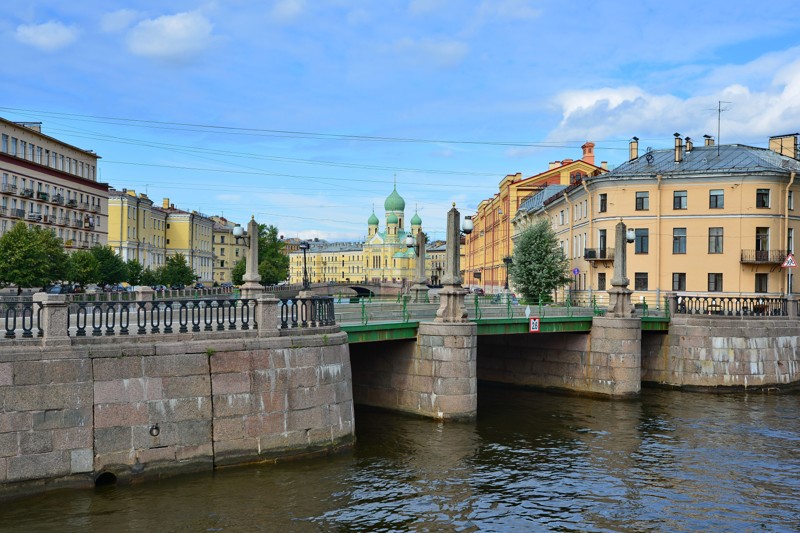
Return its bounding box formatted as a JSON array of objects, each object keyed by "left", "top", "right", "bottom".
[{"left": 3, "top": 0, "right": 800, "bottom": 242}]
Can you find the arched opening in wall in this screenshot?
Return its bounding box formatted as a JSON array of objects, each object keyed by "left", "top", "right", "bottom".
[{"left": 94, "top": 471, "right": 118, "bottom": 487}]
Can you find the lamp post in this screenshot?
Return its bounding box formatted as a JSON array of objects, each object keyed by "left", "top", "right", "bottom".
[
  {"left": 299, "top": 240, "right": 310, "bottom": 290},
  {"left": 503, "top": 256, "right": 512, "bottom": 291},
  {"left": 233, "top": 216, "right": 263, "bottom": 299}
]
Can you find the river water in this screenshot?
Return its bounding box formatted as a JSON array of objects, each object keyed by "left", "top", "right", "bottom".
[{"left": 1, "top": 385, "right": 798, "bottom": 532}]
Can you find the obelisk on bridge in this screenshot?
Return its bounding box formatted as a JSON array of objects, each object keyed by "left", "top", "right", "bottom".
[
  {"left": 607, "top": 220, "right": 634, "bottom": 317},
  {"left": 435, "top": 204, "right": 468, "bottom": 322}
]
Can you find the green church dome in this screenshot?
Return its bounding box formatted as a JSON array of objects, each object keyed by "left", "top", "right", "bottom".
[
  {"left": 387, "top": 213, "right": 399, "bottom": 224},
  {"left": 384, "top": 185, "right": 405, "bottom": 212},
  {"left": 411, "top": 212, "right": 422, "bottom": 226},
  {"left": 368, "top": 212, "right": 379, "bottom": 225}
]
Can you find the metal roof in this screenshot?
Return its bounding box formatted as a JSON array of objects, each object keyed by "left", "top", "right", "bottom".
[{"left": 518, "top": 184, "right": 567, "bottom": 213}]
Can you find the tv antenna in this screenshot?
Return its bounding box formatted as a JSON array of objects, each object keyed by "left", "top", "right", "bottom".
[{"left": 715, "top": 101, "right": 731, "bottom": 156}]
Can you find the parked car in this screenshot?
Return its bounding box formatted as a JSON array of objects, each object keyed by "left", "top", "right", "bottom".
[
  {"left": 46, "top": 284, "right": 74, "bottom": 295},
  {"left": 151, "top": 284, "right": 167, "bottom": 292},
  {"left": 220, "top": 282, "right": 234, "bottom": 288},
  {"left": 170, "top": 283, "right": 185, "bottom": 290},
  {"left": 194, "top": 283, "right": 205, "bottom": 290},
  {"left": 473, "top": 288, "right": 485, "bottom": 295}
]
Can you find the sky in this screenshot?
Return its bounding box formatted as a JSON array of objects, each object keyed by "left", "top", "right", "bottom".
[{"left": 3, "top": 0, "right": 800, "bottom": 242}]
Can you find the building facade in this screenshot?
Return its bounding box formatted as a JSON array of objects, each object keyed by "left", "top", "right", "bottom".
[
  {"left": 107, "top": 189, "right": 167, "bottom": 269},
  {"left": 464, "top": 143, "right": 605, "bottom": 293},
  {"left": 512, "top": 134, "right": 800, "bottom": 303},
  {"left": 211, "top": 216, "right": 244, "bottom": 284},
  {"left": 0, "top": 118, "right": 108, "bottom": 248}
]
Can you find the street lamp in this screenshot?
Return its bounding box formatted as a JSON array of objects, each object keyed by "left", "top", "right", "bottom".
[
  {"left": 299, "top": 240, "right": 310, "bottom": 290},
  {"left": 503, "top": 256, "right": 512, "bottom": 290}
]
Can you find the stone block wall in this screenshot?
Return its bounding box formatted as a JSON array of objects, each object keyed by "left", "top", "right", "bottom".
[
  {"left": 642, "top": 317, "right": 800, "bottom": 389},
  {"left": 0, "top": 328, "right": 354, "bottom": 497},
  {"left": 350, "top": 323, "right": 477, "bottom": 419},
  {"left": 478, "top": 317, "right": 641, "bottom": 397}
]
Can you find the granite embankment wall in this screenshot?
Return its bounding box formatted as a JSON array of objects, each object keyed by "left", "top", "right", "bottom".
[
  {"left": 0, "top": 326, "right": 353, "bottom": 499},
  {"left": 642, "top": 316, "right": 800, "bottom": 389}
]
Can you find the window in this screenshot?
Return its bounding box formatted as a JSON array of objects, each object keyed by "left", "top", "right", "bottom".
[
  {"left": 790, "top": 190, "right": 795, "bottom": 211},
  {"left": 708, "top": 228, "right": 723, "bottom": 253},
  {"left": 635, "top": 228, "right": 649, "bottom": 254},
  {"left": 789, "top": 228, "right": 794, "bottom": 254},
  {"left": 708, "top": 273, "right": 723, "bottom": 292},
  {"left": 598, "top": 273, "right": 606, "bottom": 291},
  {"left": 755, "top": 273, "right": 768, "bottom": 293},
  {"left": 756, "top": 188, "right": 770, "bottom": 208},
  {"left": 673, "top": 190, "right": 687, "bottom": 210},
  {"left": 635, "top": 272, "right": 648, "bottom": 290},
  {"left": 673, "top": 228, "right": 687, "bottom": 254},
  {"left": 635, "top": 191, "right": 649, "bottom": 210},
  {"left": 559, "top": 210, "right": 565, "bottom": 225},
  {"left": 1, "top": 134, "right": 7, "bottom": 153},
  {"left": 672, "top": 273, "right": 686, "bottom": 291},
  {"left": 599, "top": 193, "right": 607, "bottom": 213},
  {"left": 755, "top": 227, "right": 769, "bottom": 260},
  {"left": 709, "top": 189, "right": 724, "bottom": 208}
]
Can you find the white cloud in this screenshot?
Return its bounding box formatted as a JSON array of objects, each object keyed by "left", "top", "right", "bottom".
[
  {"left": 15, "top": 21, "right": 79, "bottom": 52},
  {"left": 270, "top": 0, "right": 306, "bottom": 23},
  {"left": 127, "top": 12, "right": 213, "bottom": 62},
  {"left": 101, "top": 9, "right": 140, "bottom": 33},
  {"left": 395, "top": 37, "right": 469, "bottom": 68},
  {"left": 548, "top": 51, "right": 800, "bottom": 145}
]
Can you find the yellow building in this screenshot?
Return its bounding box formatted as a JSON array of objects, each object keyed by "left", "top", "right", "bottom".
[
  {"left": 512, "top": 134, "right": 800, "bottom": 302},
  {"left": 464, "top": 143, "right": 606, "bottom": 293},
  {"left": 289, "top": 241, "right": 364, "bottom": 284},
  {"left": 107, "top": 189, "right": 167, "bottom": 269},
  {"left": 0, "top": 118, "right": 107, "bottom": 249},
  {"left": 210, "top": 216, "right": 244, "bottom": 284},
  {"left": 160, "top": 199, "right": 214, "bottom": 283},
  {"left": 363, "top": 185, "right": 422, "bottom": 284}
]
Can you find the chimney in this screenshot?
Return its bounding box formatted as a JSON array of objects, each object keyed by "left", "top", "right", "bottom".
[
  {"left": 685, "top": 137, "right": 693, "bottom": 152},
  {"left": 629, "top": 137, "right": 639, "bottom": 160},
  {"left": 769, "top": 134, "right": 798, "bottom": 159},
  {"left": 163, "top": 198, "right": 170, "bottom": 209},
  {"left": 674, "top": 133, "right": 683, "bottom": 163},
  {"left": 581, "top": 141, "right": 595, "bottom": 165},
  {"left": 703, "top": 134, "right": 715, "bottom": 146},
  {"left": 601, "top": 161, "right": 608, "bottom": 170},
  {"left": 549, "top": 161, "right": 559, "bottom": 170}
]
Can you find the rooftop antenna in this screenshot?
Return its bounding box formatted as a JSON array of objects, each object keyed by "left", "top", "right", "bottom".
[{"left": 716, "top": 100, "right": 731, "bottom": 157}]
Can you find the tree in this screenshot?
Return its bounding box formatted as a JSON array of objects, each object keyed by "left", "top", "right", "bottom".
[
  {"left": 126, "top": 259, "right": 144, "bottom": 286},
  {"left": 90, "top": 246, "right": 127, "bottom": 286},
  {"left": 67, "top": 250, "right": 99, "bottom": 288},
  {"left": 0, "top": 222, "right": 68, "bottom": 290},
  {"left": 161, "top": 254, "right": 195, "bottom": 287},
  {"left": 509, "top": 218, "right": 572, "bottom": 303},
  {"left": 141, "top": 267, "right": 159, "bottom": 287},
  {"left": 231, "top": 224, "right": 289, "bottom": 286}
]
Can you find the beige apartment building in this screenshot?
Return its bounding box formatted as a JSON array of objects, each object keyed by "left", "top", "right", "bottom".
[
  {"left": 211, "top": 216, "right": 244, "bottom": 284},
  {"left": 512, "top": 134, "right": 800, "bottom": 304},
  {"left": 0, "top": 118, "right": 108, "bottom": 248},
  {"left": 107, "top": 189, "right": 167, "bottom": 269}
]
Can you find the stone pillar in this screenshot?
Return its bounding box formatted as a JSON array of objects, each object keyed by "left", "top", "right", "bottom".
[
  {"left": 666, "top": 292, "right": 679, "bottom": 317},
  {"left": 607, "top": 220, "right": 634, "bottom": 317},
  {"left": 240, "top": 216, "right": 265, "bottom": 300},
  {"left": 787, "top": 294, "right": 798, "bottom": 318},
  {"left": 32, "top": 293, "right": 70, "bottom": 345},
  {"left": 410, "top": 230, "right": 429, "bottom": 303},
  {"left": 436, "top": 204, "right": 468, "bottom": 323},
  {"left": 417, "top": 322, "right": 477, "bottom": 419},
  {"left": 255, "top": 294, "right": 280, "bottom": 336},
  {"left": 588, "top": 316, "right": 641, "bottom": 397}
]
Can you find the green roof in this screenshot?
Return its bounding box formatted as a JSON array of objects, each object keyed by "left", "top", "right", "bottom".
[
  {"left": 387, "top": 213, "right": 399, "bottom": 224},
  {"left": 368, "top": 212, "right": 379, "bottom": 225},
  {"left": 384, "top": 185, "right": 405, "bottom": 212},
  {"left": 410, "top": 212, "right": 422, "bottom": 225}
]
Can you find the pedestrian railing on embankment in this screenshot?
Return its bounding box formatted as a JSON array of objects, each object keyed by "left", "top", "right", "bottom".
[
  {"left": 673, "top": 295, "right": 788, "bottom": 317},
  {"left": 1, "top": 295, "right": 336, "bottom": 340}
]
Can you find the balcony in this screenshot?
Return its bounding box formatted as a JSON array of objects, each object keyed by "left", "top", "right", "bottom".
[
  {"left": 52, "top": 194, "right": 64, "bottom": 205},
  {"left": 0, "top": 207, "right": 5, "bottom": 217},
  {"left": 57, "top": 217, "right": 67, "bottom": 226},
  {"left": 65, "top": 239, "right": 74, "bottom": 247},
  {"left": 21, "top": 188, "right": 34, "bottom": 198},
  {"left": 26, "top": 213, "right": 42, "bottom": 221},
  {"left": 80, "top": 241, "right": 89, "bottom": 249},
  {"left": 80, "top": 202, "right": 91, "bottom": 211},
  {"left": 740, "top": 249, "right": 787, "bottom": 264},
  {"left": 584, "top": 248, "right": 615, "bottom": 261},
  {"left": 36, "top": 192, "right": 49, "bottom": 201},
  {"left": 42, "top": 215, "right": 53, "bottom": 224},
  {"left": 1, "top": 184, "right": 16, "bottom": 194},
  {"left": 66, "top": 199, "right": 78, "bottom": 207},
  {"left": 11, "top": 209, "right": 24, "bottom": 219},
  {"left": 91, "top": 204, "right": 100, "bottom": 213}
]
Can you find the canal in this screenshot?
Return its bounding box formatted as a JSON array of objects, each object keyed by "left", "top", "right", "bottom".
[{"left": 1, "top": 385, "right": 798, "bottom": 532}]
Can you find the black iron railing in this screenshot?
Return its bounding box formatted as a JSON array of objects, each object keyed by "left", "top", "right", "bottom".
[
  {"left": 2, "top": 299, "right": 42, "bottom": 339},
  {"left": 280, "top": 297, "right": 336, "bottom": 329},
  {"left": 740, "top": 250, "right": 787, "bottom": 263},
  {"left": 675, "top": 295, "right": 787, "bottom": 316}
]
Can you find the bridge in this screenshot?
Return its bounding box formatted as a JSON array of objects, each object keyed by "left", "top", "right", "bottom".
[{"left": 264, "top": 281, "right": 403, "bottom": 299}]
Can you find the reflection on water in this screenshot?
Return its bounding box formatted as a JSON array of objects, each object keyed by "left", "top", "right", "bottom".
[{"left": 1, "top": 386, "right": 799, "bottom": 532}]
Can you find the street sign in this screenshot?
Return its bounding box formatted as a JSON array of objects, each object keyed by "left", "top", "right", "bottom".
[
  {"left": 529, "top": 317, "right": 540, "bottom": 333},
  {"left": 572, "top": 268, "right": 580, "bottom": 275},
  {"left": 783, "top": 253, "right": 797, "bottom": 268}
]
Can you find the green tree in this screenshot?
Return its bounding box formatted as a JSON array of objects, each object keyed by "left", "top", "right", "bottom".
[
  {"left": 161, "top": 254, "right": 195, "bottom": 287},
  {"left": 67, "top": 250, "right": 99, "bottom": 288},
  {"left": 231, "top": 224, "right": 289, "bottom": 286},
  {"left": 509, "top": 218, "right": 572, "bottom": 303},
  {"left": 90, "top": 246, "right": 127, "bottom": 286},
  {"left": 141, "top": 267, "right": 159, "bottom": 287},
  {"left": 0, "top": 222, "right": 68, "bottom": 290},
  {"left": 126, "top": 259, "right": 144, "bottom": 286}
]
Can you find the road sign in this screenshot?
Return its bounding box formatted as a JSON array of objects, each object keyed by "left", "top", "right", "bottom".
[
  {"left": 783, "top": 253, "right": 797, "bottom": 268},
  {"left": 529, "top": 317, "right": 540, "bottom": 333},
  {"left": 572, "top": 268, "right": 580, "bottom": 275}
]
